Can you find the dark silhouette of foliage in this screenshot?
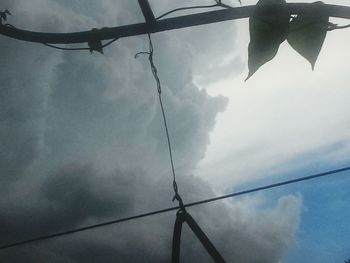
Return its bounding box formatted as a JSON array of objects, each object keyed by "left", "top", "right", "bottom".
[
  {"left": 246, "top": 0, "right": 290, "bottom": 80},
  {"left": 0, "top": 9, "right": 11, "bottom": 24},
  {"left": 88, "top": 29, "right": 104, "bottom": 54},
  {"left": 246, "top": 0, "right": 349, "bottom": 80},
  {"left": 287, "top": 1, "right": 329, "bottom": 69}
]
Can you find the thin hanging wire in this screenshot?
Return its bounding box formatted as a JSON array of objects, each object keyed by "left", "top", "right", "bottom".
[{"left": 135, "top": 34, "right": 183, "bottom": 205}]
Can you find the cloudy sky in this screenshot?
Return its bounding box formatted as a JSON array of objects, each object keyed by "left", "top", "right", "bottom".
[{"left": 0, "top": 0, "right": 349, "bottom": 262}]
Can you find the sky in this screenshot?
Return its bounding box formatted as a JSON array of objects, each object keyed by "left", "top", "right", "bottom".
[{"left": 0, "top": 0, "right": 349, "bottom": 262}]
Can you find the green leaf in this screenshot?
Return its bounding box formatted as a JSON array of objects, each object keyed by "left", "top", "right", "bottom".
[
  {"left": 287, "top": 1, "right": 329, "bottom": 69},
  {"left": 246, "top": 0, "right": 290, "bottom": 81}
]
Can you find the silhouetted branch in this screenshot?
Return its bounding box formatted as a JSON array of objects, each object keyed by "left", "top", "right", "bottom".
[{"left": 0, "top": 4, "right": 350, "bottom": 45}]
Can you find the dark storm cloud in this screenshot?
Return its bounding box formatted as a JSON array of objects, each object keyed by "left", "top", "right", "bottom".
[
  {"left": 0, "top": 164, "right": 146, "bottom": 245},
  {"left": 0, "top": 40, "right": 58, "bottom": 182},
  {"left": 0, "top": 0, "right": 300, "bottom": 262}
]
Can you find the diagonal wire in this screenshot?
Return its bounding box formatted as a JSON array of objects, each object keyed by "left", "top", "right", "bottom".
[
  {"left": 42, "top": 43, "right": 89, "bottom": 51},
  {"left": 0, "top": 165, "right": 349, "bottom": 250},
  {"left": 156, "top": 4, "right": 219, "bottom": 20}
]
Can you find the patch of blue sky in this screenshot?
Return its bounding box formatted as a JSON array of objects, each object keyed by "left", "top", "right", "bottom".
[
  {"left": 282, "top": 167, "right": 350, "bottom": 263},
  {"left": 229, "top": 159, "right": 350, "bottom": 263}
]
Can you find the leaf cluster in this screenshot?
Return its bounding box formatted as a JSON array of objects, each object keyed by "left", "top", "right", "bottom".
[
  {"left": 88, "top": 28, "right": 104, "bottom": 54},
  {"left": 0, "top": 9, "right": 11, "bottom": 24},
  {"left": 246, "top": 0, "right": 333, "bottom": 80}
]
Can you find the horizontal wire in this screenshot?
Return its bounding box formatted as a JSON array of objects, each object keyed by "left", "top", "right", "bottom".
[
  {"left": 0, "top": 165, "right": 349, "bottom": 250},
  {"left": 156, "top": 4, "right": 220, "bottom": 20}
]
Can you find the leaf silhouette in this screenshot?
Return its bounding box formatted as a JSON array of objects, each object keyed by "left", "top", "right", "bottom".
[
  {"left": 88, "top": 39, "right": 104, "bottom": 54},
  {"left": 88, "top": 29, "right": 104, "bottom": 54},
  {"left": 0, "top": 9, "right": 11, "bottom": 23},
  {"left": 287, "top": 1, "right": 329, "bottom": 69},
  {"left": 246, "top": 0, "right": 290, "bottom": 81}
]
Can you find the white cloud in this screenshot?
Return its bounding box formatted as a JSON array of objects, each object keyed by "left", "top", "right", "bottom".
[
  {"left": 0, "top": 1, "right": 303, "bottom": 262},
  {"left": 196, "top": 1, "right": 350, "bottom": 188}
]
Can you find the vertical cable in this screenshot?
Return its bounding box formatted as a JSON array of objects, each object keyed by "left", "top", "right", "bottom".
[{"left": 136, "top": 34, "right": 183, "bottom": 204}]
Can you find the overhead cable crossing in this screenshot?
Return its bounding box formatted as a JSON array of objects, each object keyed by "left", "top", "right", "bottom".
[{"left": 0, "top": 165, "right": 349, "bottom": 250}]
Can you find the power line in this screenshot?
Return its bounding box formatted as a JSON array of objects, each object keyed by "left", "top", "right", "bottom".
[
  {"left": 185, "top": 166, "right": 350, "bottom": 208},
  {"left": 0, "top": 165, "right": 349, "bottom": 251}
]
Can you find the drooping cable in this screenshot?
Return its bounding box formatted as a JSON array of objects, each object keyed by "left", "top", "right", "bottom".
[
  {"left": 42, "top": 37, "right": 120, "bottom": 51},
  {"left": 0, "top": 11, "right": 121, "bottom": 52},
  {"left": 42, "top": 43, "right": 90, "bottom": 51},
  {"left": 0, "top": 165, "right": 349, "bottom": 250}
]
